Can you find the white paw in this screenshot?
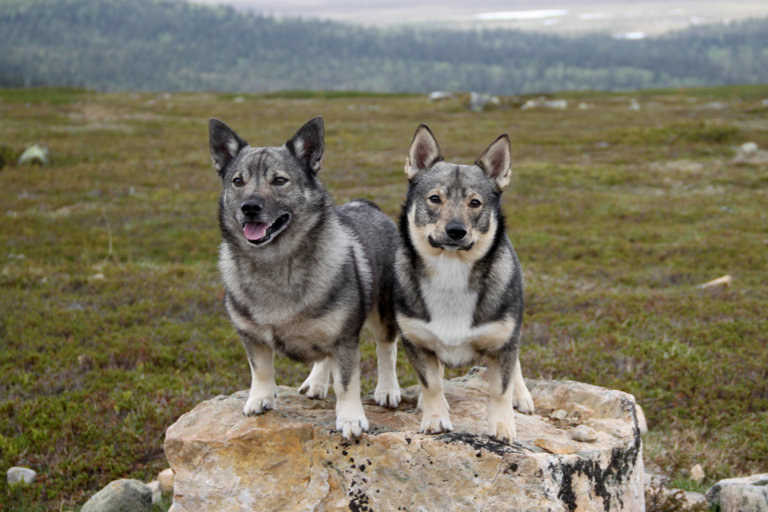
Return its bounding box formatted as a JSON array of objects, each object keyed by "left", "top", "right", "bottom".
[
  {"left": 336, "top": 415, "right": 369, "bottom": 439},
  {"left": 299, "top": 381, "right": 329, "bottom": 400},
  {"left": 513, "top": 386, "right": 535, "bottom": 414},
  {"left": 243, "top": 392, "right": 276, "bottom": 416},
  {"left": 420, "top": 415, "right": 453, "bottom": 434},
  {"left": 487, "top": 419, "right": 517, "bottom": 444},
  {"left": 374, "top": 386, "right": 402, "bottom": 408},
  {"left": 487, "top": 400, "right": 517, "bottom": 444}
]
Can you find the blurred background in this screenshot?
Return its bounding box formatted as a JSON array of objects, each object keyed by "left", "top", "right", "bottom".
[{"left": 1, "top": 0, "right": 767, "bottom": 94}]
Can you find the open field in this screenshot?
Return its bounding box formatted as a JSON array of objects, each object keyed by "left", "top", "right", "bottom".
[{"left": 1, "top": 85, "right": 767, "bottom": 510}]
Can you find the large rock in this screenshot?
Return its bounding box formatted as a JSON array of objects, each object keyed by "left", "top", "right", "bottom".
[
  {"left": 707, "top": 473, "right": 768, "bottom": 512},
  {"left": 165, "top": 368, "right": 644, "bottom": 512}
]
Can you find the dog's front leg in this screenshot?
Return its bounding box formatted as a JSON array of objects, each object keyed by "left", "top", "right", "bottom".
[
  {"left": 486, "top": 348, "right": 520, "bottom": 444},
  {"left": 239, "top": 330, "right": 277, "bottom": 416},
  {"left": 331, "top": 341, "right": 368, "bottom": 439},
  {"left": 403, "top": 338, "right": 452, "bottom": 434},
  {"left": 299, "top": 357, "right": 332, "bottom": 399}
]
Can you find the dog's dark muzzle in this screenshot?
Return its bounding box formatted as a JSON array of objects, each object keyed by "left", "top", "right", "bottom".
[
  {"left": 445, "top": 222, "right": 468, "bottom": 241},
  {"left": 428, "top": 223, "right": 474, "bottom": 251},
  {"left": 239, "top": 198, "right": 291, "bottom": 246},
  {"left": 241, "top": 199, "right": 263, "bottom": 216}
]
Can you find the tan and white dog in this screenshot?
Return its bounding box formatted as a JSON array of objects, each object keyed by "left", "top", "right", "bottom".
[{"left": 393, "top": 124, "right": 534, "bottom": 444}]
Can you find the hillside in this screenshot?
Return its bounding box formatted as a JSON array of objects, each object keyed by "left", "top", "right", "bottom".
[
  {"left": 1, "top": 0, "right": 768, "bottom": 94},
  {"left": 1, "top": 84, "right": 768, "bottom": 509}
]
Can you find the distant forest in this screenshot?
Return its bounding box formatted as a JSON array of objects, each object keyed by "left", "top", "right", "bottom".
[{"left": 1, "top": 0, "right": 768, "bottom": 94}]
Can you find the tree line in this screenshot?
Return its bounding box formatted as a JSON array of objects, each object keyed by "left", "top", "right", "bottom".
[{"left": 1, "top": 0, "right": 767, "bottom": 94}]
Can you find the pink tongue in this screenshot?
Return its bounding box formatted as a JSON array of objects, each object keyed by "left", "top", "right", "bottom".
[{"left": 243, "top": 222, "right": 268, "bottom": 241}]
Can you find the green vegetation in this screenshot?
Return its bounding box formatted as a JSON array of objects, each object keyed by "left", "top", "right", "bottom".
[
  {"left": 1, "top": 0, "right": 768, "bottom": 94},
  {"left": 1, "top": 85, "right": 768, "bottom": 510}
]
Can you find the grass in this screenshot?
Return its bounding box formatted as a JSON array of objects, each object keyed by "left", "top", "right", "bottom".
[{"left": 1, "top": 85, "right": 767, "bottom": 510}]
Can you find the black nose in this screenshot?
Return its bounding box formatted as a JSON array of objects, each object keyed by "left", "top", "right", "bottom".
[
  {"left": 241, "top": 199, "right": 263, "bottom": 216},
  {"left": 446, "top": 222, "right": 467, "bottom": 241}
]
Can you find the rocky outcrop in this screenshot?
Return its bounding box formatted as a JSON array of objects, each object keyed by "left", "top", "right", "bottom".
[
  {"left": 165, "top": 368, "right": 644, "bottom": 511},
  {"left": 707, "top": 473, "right": 768, "bottom": 512}
]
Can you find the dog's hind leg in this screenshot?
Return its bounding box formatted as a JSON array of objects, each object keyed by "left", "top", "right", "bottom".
[
  {"left": 299, "top": 357, "right": 331, "bottom": 400},
  {"left": 331, "top": 341, "right": 369, "bottom": 439},
  {"left": 512, "top": 355, "right": 534, "bottom": 414},
  {"left": 374, "top": 338, "right": 401, "bottom": 408},
  {"left": 367, "top": 310, "right": 402, "bottom": 408},
  {"left": 486, "top": 348, "right": 520, "bottom": 444},
  {"left": 403, "top": 338, "right": 452, "bottom": 434},
  {"left": 239, "top": 330, "right": 278, "bottom": 416}
]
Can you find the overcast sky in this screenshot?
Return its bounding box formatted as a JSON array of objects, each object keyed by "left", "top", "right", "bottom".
[{"left": 186, "top": 0, "right": 768, "bottom": 35}]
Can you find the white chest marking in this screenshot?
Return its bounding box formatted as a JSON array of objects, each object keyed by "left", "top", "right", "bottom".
[
  {"left": 397, "top": 254, "right": 515, "bottom": 366},
  {"left": 421, "top": 255, "right": 478, "bottom": 347}
]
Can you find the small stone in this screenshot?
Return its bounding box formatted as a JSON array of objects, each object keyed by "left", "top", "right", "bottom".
[
  {"left": 18, "top": 145, "right": 49, "bottom": 166},
  {"left": 699, "top": 275, "right": 733, "bottom": 289},
  {"left": 683, "top": 491, "right": 707, "bottom": 507},
  {"left": 551, "top": 409, "right": 568, "bottom": 420},
  {"left": 147, "top": 481, "right": 162, "bottom": 505},
  {"left": 7, "top": 467, "right": 36, "bottom": 486},
  {"left": 544, "top": 99, "right": 567, "bottom": 110},
  {"left": 428, "top": 91, "right": 455, "bottom": 102},
  {"left": 691, "top": 463, "right": 705, "bottom": 484},
  {"left": 740, "top": 142, "right": 759, "bottom": 156},
  {"left": 157, "top": 467, "right": 174, "bottom": 494},
  {"left": 570, "top": 425, "right": 598, "bottom": 443},
  {"left": 635, "top": 404, "right": 648, "bottom": 434},
  {"left": 80, "top": 479, "right": 153, "bottom": 512},
  {"left": 534, "top": 438, "right": 579, "bottom": 455},
  {"left": 468, "top": 92, "right": 500, "bottom": 112}
]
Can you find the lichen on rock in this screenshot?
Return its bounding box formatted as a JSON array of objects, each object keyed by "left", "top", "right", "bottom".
[{"left": 165, "top": 367, "right": 644, "bottom": 511}]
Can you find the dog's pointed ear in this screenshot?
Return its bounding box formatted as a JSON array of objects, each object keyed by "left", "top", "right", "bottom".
[
  {"left": 209, "top": 118, "right": 248, "bottom": 176},
  {"left": 405, "top": 124, "right": 443, "bottom": 181},
  {"left": 476, "top": 134, "right": 512, "bottom": 191},
  {"left": 286, "top": 116, "right": 324, "bottom": 174}
]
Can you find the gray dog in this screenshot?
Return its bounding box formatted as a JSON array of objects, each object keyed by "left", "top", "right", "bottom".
[
  {"left": 394, "top": 124, "right": 534, "bottom": 444},
  {"left": 209, "top": 116, "right": 401, "bottom": 438}
]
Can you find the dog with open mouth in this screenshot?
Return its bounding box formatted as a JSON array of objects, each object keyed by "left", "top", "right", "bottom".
[
  {"left": 209, "top": 116, "right": 402, "bottom": 439},
  {"left": 393, "top": 124, "right": 535, "bottom": 444}
]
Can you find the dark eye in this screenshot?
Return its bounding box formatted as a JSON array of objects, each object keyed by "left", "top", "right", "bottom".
[
  {"left": 469, "top": 199, "right": 482, "bottom": 208},
  {"left": 428, "top": 195, "right": 441, "bottom": 204},
  {"left": 272, "top": 176, "right": 289, "bottom": 186},
  {"left": 233, "top": 176, "right": 245, "bottom": 187}
]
